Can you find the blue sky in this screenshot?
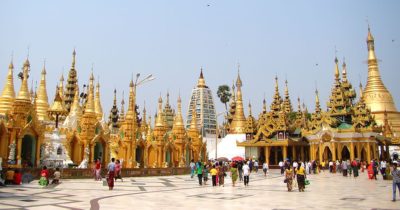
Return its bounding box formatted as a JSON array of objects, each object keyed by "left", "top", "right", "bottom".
[{"left": 0, "top": 0, "right": 399, "bottom": 123}]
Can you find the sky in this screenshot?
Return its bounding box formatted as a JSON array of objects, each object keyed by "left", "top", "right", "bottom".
[{"left": 0, "top": 0, "right": 399, "bottom": 124}]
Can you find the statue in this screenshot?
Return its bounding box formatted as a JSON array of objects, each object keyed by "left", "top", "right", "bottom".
[
  {"left": 77, "top": 159, "right": 88, "bottom": 168},
  {"left": 84, "top": 145, "right": 90, "bottom": 160},
  {"left": 8, "top": 142, "right": 16, "bottom": 164}
]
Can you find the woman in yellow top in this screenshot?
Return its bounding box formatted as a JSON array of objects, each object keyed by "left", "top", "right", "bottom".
[
  {"left": 210, "top": 165, "right": 218, "bottom": 187},
  {"left": 296, "top": 162, "right": 307, "bottom": 192}
]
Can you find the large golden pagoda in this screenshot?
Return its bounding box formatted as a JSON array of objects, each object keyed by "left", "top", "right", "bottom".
[{"left": 363, "top": 26, "right": 400, "bottom": 143}]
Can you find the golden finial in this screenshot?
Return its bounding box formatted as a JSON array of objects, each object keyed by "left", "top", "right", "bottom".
[
  {"left": 334, "top": 56, "right": 340, "bottom": 82},
  {"left": 35, "top": 61, "right": 50, "bottom": 121},
  {"left": 173, "top": 94, "right": 185, "bottom": 129},
  {"left": 72, "top": 48, "right": 76, "bottom": 68},
  {"left": 0, "top": 58, "right": 16, "bottom": 114},
  {"left": 155, "top": 94, "right": 164, "bottom": 127},
  {"left": 236, "top": 63, "right": 242, "bottom": 88},
  {"left": 297, "top": 97, "right": 301, "bottom": 112},
  {"left": 69, "top": 87, "right": 82, "bottom": 118},
  {"left": 84, "top": 72, "right": 95, "bottom": 114},
  {"left": 248, "top": 101, "right": 252, "bottom": 116},
  {"left": 189, "top": 104, "right": 198, "bottom": 130}
]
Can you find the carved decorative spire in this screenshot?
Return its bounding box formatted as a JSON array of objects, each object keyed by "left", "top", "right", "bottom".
[
  {"left": 342, "top": 59, "right": 348, "bottom": 83},
  {"left": 315, "top": 89, "right": 321, "bottom": 113},
  {"left": 334, "top": 57, "right": 340, "bottom": 84},
  {"left": 270, "top": 76, "right": 282, "bottom": 114},
  {"left": 64, "top": 49, "right": 79, "bottom": 112},
  {"left": 16, "top": 58, "right": 31, "bottom": 101},
  {"left": 35, "top": 62, "right": 50, "bottom": 121},
  {"left": 58, "top": 73, "right": 64, "bottom": 102},
  {"left": 94, "top": 79, "right": 103, "bottom": 120},
  {"left": 0, "top": 59, "right": 16, "bottom": 114},
  {"left": 283, "top": 80, "right": 293, "bottom": 113},
  {"left": 109, "top": 89, "right": 119, "bottom": 129},
  {"left": 262, "top": 97, "right": 267, "bottom": 113},
  {"left": 189, "top": 104, "right": 198, "bottom": 130}
]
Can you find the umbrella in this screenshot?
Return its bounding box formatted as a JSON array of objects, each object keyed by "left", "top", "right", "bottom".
[
  {"left": 231, "top": 156, "right": 244, "bottom": 161},
  {"left": 217, "top": 157, "right": 229, "bottom": 162}
]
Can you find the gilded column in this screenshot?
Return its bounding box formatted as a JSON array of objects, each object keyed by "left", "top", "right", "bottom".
[
  {"left": 292, "top": 146, "right": 296, "bottom": 161},
  {"left": 264, "top": 146, "right": 270, "bottom": 164},
  {"left": 282, "top": 146, "right": 287, "bottom": 161},
  {"left": 350, "top": 142, "right": 355, "bottom": 161},
  {"left": 300, "top": 146, "right": 305, "bottom": 161},
  {"left": 366, "top": 142, "right": 371, "bottom": 162}
]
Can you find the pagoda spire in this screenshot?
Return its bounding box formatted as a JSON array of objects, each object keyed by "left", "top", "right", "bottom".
[
  {"left": 94, "top": 78, "right": 103, "bottom": 120},
  {"left": 230, "top": 67, "right": 246, "bottom": 134},
  {"left": 342, "top": 59, "right": 348, "bottom": 83},
  {"left": 262, "top": 97, "right": 267, "bottom": 113},
  {"left": 315, "top": 89, "right": 321, "bottom": 113},
  {"left": 84, "top": 72, "right": 95, "bottom": 114},
  {"left": 155, "top": 95, "right": 164, "bottom": 128},
  {"left": 125, "top": 78, "right": 135, "bottom": 120},
  {"left": 69, "top": 87, "right": 82, "bottom": 119},
  {"left": 35, "top": 62, "right": 50, "bottom": 121},
  {"left": 119, "top": 91, "right": 125, "bottom": 122},
  {"left": 173, "top": 94, "right": 185, "bottom": 130},
  {"left": 270, "top": 76, "right": 283, "bottom": 114},
  {"left": 189, "top": 104, "right": 198, "bottom": 130},
  {"left": 334, "top": 57, "right": 340, "bottom": 85},
  {"left": 364, "top": 25, "right": 398, "bottom": 113},
  {"left": 0, "top": 59, "right": 16, "bottom": 115},
  {"left": 197, "top": 67, "right": 207, "bottom": 88},
  {"left": 58, "top": 73, "right": 64, "bottom": 101},
  {"left": 16, "top": 58, "right": 31, "bottom": 101},
  {"left": 283, "top": 80, "right": 293, "bottom": 113},
  {"left": 248, "top": 101, "right": 253, "bottom": 116}
]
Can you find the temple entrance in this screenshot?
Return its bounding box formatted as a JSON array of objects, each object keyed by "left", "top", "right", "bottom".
[
  {"left": 165, "top": 148, "right": 172, "bottom": 167},
  {"left": 136, "top": 146, "right": 144, "bottom": 168},
  {"left": 269, "top": 147, "right": 282, "bottom": 165},
  {"left": 94, "top": 141, "right": 105, "bottom": 164},
  {"left": 0, "top": 125, "right": 7, "bottom": 160},
  {"left": 322, "top": 146, "right": 332, "bottom": 161},
  {"left": 259, "top": 147, "right": 265, "bottom": 164},
  {"left": 361, "top": 147, "right": 367, "bottom": 161},
  {"left": 341, "top": 146, "right": 350, "bottom": 160},
  {"left": 21, "top": 135, "right": 36, "bottom": 167}
]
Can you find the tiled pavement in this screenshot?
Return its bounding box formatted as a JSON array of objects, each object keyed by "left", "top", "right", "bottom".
[{"left": 0, "top": 169, "right": 399, "bottom": 210}]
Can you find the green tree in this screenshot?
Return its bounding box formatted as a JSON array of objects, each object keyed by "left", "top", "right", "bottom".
[{"left": 217, "top": 85, "right": 232, "bottom": 111}]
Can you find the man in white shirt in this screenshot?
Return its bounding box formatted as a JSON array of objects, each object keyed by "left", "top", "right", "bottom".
[
  {"left": 329, "top": 161, "right": 334, "bottom": 173},
  {"left": 262, "top": 162, "right": 269, "bottom": 177},
  {"left": 242, "top": 162, "right": 250, "bottom": 186},
  {"left": 279, "top": 161, "right": 284, "bottom": 175},
  {"left": 293, "top": 161, "right": 298, "bottom": 175},
  {"left": 380, "top": 160, "right": 387, "bottom": 179}
]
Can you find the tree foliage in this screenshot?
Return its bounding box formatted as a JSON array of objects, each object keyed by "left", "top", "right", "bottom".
[{"left": 217, "top": 85, "right": 232, "bottom": 110}]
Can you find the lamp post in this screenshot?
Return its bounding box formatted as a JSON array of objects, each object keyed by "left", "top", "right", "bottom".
[
  {"left": 131, "top": 73, "right": 155, "bottom": 167},
  {"left": 215, "top": 111, "right": 227, "bottom": 159}
]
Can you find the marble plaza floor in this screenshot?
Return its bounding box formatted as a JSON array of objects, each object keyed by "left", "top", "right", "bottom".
[{"left": 0, "top": 169, "right": 399, "bottom": 210}]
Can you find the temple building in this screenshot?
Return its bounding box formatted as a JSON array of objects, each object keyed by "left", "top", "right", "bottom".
[
  {"left": 186, "top": 69, "right": 217, "bottom": 136},
  {"left": 0, "top": 50, "right": 207, "bottom": 169},
  {"left": 235, "top": 27, "right": 398, "bottom": 164}
]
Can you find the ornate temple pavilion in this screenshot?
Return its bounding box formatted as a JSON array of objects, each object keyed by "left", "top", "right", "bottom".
[{"left": 0, "top": 50, "right": 207, "bottom": 169}]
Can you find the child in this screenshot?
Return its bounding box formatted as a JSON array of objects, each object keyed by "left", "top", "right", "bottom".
[
  {"left": 51, "top": 167, "right": 61, "bottom": 184},
  {"left": 39, "top": 166, "right": 49, "bottom": 187},
  {"left": 203, "top": 164, "right": 209, "bottom": 185}
]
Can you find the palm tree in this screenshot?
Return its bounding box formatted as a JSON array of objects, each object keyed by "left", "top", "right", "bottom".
[{"left": 217, "top": 85, "right": 231, "bottom": 111}]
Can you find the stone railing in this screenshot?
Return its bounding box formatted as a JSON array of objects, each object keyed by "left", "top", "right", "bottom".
[{"left": 11, "top": 167, "right": 191, "bottom": 179}]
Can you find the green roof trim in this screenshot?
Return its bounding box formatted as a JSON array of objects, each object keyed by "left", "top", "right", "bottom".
[{"left": 338, "top": 123, "right": 352, "bottom": 130}]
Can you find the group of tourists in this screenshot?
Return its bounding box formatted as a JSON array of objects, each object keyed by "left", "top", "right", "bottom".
[
  {"left": 283, "top": 161, "right": 308, "bottom": 192},
  {"left": 190, "top": 159, "right": 258, "bottom": 187}
]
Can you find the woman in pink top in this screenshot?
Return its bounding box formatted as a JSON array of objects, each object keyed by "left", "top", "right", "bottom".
[{"left": 114, "top": 159, "right": 123, "bottom": 182}]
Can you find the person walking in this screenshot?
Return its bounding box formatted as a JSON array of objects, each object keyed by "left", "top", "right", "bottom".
[
  {"left": 203, "top": 164, "right": 209, "bottom": 185},
  {"left": 279, "top": 161, "right": 284, "bottom": 175},
  {"left": 243, "top": 161, "right": 250, "bottom": 186},
  {"left": 95, "top": 159, "right": 102, "bottom": 181},
  {"left": 107, "top": 158, "right": 116, "bottom": 190},
  {"left": 285, "top": 165, "right": 294, "bottom": 192},
  {"left": 190, "top": 159, "right": 196, "bottom": 179},
  {"left": 391, "top": 161, "right": 400, "bottom": 202},
  {"left": 296, "top": 163, "right": 306, "bottom": 192},
  {"left": 352, "top": 160, "right": 359, "bottom": 178},
  {"left": 238, "top": 161, "right": 243, "bottom": 181},
  {"left": 254, "top": 160, "right": 259, "bottom": 173},
  {"left": 342, "top": 160, "right": 348, "bottom": 176},
  {"left": 196, "top": 161, "right": 203, "bottom": 186},
  {"left": 218, "top": 161, "right": 226, "bottom": 187},
  {"left": 114, "top": 159, "right": 123, "bottom": 182},
  {"left": 230, "top": 162, "right": 238, "bottom": 187},
  {"left": 210, "top": 165, "right": 218, "bottom": 187},
  {"left": 381, "top": 159, "right": 387, "bottom": 180},
  {"left": 262, "top": 161, "right": 269, "bottom": 177}
]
